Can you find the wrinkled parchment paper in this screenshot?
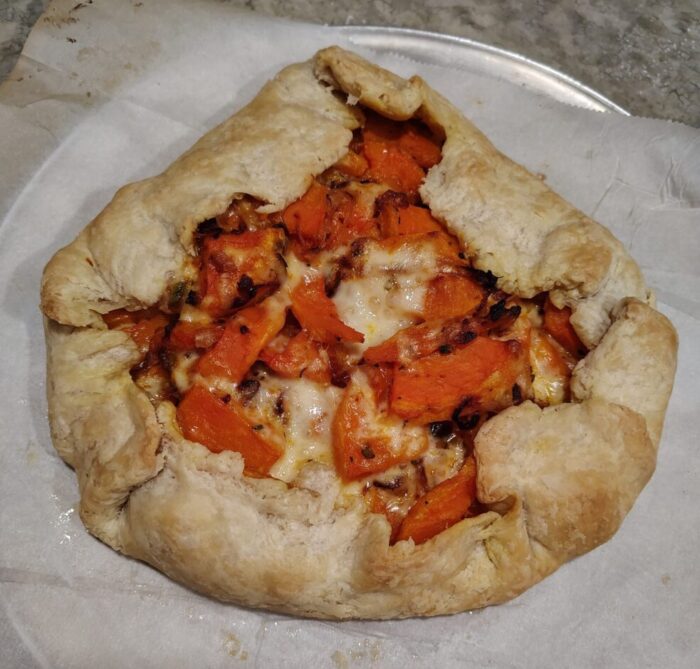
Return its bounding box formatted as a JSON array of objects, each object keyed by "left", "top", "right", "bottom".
[{"left": 1, "top": 1, "right": 699, "bottom": 667}]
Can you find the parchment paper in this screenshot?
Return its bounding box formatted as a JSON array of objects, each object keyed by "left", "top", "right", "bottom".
[{"left": 1, "top": 1, "right": 699, "bottom": 667}]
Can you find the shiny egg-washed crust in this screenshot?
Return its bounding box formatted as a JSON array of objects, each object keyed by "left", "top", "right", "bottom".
[{"left": 41, "top": 47, "right": 678, "bottom": 619}]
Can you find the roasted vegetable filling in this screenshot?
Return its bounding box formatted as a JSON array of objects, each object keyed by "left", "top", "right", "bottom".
[{"left": 103, "top": 111, "right": 586, "bottom": 545}]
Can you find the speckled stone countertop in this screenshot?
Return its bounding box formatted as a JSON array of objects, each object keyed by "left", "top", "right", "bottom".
[{"left": 1, "top": 0, "right": 698, "bottom": 125}]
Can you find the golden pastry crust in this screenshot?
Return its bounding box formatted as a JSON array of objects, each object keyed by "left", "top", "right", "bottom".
[{"left": 41, "top": 46, "right": 678, "bottom": 619}]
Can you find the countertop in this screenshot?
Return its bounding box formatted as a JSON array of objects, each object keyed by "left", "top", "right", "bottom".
[{"left": 1, "top": 0, "right": 698, "bottom": 125}]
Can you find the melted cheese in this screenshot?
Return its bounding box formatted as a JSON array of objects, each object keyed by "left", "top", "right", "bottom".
[
  {"left": 270, "top": 379, "right": 343, "bottom": 482},
  {"left": 332, "top": 276, "right": 417, "bottom": 349},
  {"left": 236, "top": 374, "right": 342, "bottom": 483},
  {"left": 351, "top": 369, "right": 428, "bottom": 458},
  {"left": 529, "top": 328, "right": 572, "bottom": 406},
  {"left": 172, "top": 232, "right": 472, "bottom": 495},
  {"left": 178, "top": 304, "right": 212, "bottom": 325},
  {"left": 232, "top": 368, "right": 435, "bottom": 489},
  {"left": 360, "top": 242, "right": 435, "bottom": 275},
  {"left": 332, "top": 240, "right": 438, "bottom": 350},
  {"left": 172, "top": 352, "right": 199, "bottom": 394},
  {"left": 422, "top": 437, "right": 465, "bottom": 488},
  {"left": 282, "top": 253, "right": 312, "bottom": 292}
]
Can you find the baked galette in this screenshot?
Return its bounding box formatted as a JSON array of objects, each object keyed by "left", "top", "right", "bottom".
[{"left": 41, "top": 47, "right": 678, "bottom": 619}]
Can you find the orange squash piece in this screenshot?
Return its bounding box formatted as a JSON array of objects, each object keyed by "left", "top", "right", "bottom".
[
  {"left": 423, "top": 273, "right": 484, "bottom": 320},
  {"left": 325, "top": 189, "right": 379, "bottom": 248},
  {"left": 363, "top": 313, "right": 476, "bottom": 365},
  {"left": 332, "top": 379, "right": 425, "bottom": 481},
  {"left": 282, "top": 181, "right": 329, "bottom": 249},
  {"left": 363, "top": 319, "right": 452, "bottom": 365},
  {"left": 332, "top": 150, "right": 369, "bottom": 178},
  {"left": 390, "top": 336, "right": 528, "bottom": 423},
  {"left": 196, "top": 303, "right": 285, "bottom": 382},
  {"left": 396, "top": 206, "right": 444, "bottom": 235},
  {"left": 259, "top": 330, "right": 332, "bottom": 384},
  {"left": 363, "top": 339, "right": 401, "bottom": 366},
  {"left": 198, "top": 228, "right": 285, "bottom": 316},
  {"left": 397, "top": 126, "right": 443, "bottom": 169},
  {"left": 176, "top": 384, "right": 281, "bottom": 477},
  {"left": 361, "top": 114, "right": 441, "bottom": 195},
  {"left": 379, "top": 203, "right": 444, "bottom": 238},
  {"left": 123, "top": 315, "right": 170, "bottom": 355},
  {"left": 333, "top": 384, "right": 397, "bottom": 481},
  {"left": 364, "top": 486, "right": 405, "bottom": 540},
  {"left": 168, "top": 321, "right": 224, "bottom": 351},
  {"left": 290, "top": 276, "right": 364, "bottom": 344},
  {"left": 394, "top": 456, "right": 477, "bottom": 545},
  {"left": 543, "top": 297, "right": 586, "bottom": 358},
  {"left": 364, "top": 139, "right": 426, "bottom": 195},
  {"left": 365, "top": 295, "right": 526, "bottom": 367},
  {"left": 103, "top": 308, "right": 170, "bottom": 355},
  {"left": 363, "top": 363, "right": 394, "bottom": 406}
]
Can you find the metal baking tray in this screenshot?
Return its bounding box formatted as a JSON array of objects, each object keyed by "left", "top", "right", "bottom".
[{"left": 339, "top": 26, "right": 629, "bottom": 115}]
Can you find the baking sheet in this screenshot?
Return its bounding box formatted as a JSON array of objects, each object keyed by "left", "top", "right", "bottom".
[{"left": 1, "top": 1, "right": 699, "bottom": 667}]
